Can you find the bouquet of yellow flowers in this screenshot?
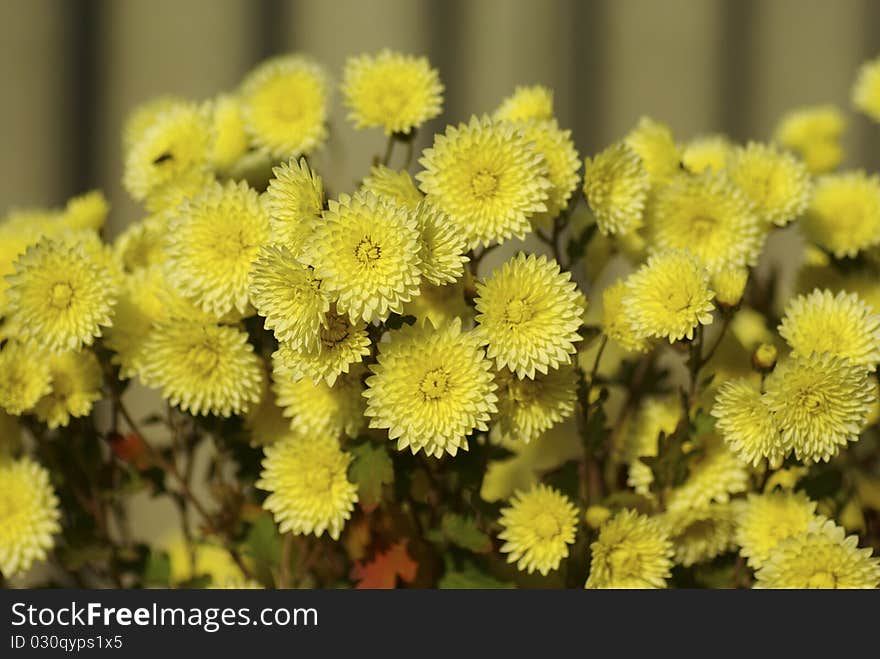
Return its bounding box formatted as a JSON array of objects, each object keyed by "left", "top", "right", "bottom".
[{"left": 1, "top": 50, "right": 880, "bottom": 589}]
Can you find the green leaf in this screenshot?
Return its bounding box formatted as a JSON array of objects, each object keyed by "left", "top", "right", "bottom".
[
  {"left": 349, "top": 442, "right": 394, "bottom": 512},
  {"left": 244, "top": 513, "right": 282, "bottom": 586},
  {"left": 441, "top": 513, "right": 492, "bottom": 554},
  {"left": 143, "top": 550, "right": 171, "bottom": 587},
  {"left": 439, "top": 563, "right": 515, "bottom": 589}
]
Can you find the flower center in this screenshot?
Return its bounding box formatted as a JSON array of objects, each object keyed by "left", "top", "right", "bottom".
[
  {"left": 304, "top": 465, "right": 334, "bottom": 492},
  {"left": 691, "top": 215, "right": 717, "bottom": 236},
  {"left": 533, "top": 512, "right": 560, "bottom": 539},
  {"left": 805, "top": 571, "right": 837, "bottom": 589},
  {"left": 189, "top": 345, "right": 220, "bottom": 376},
  {"left": 50, "top": 282, "right": 74, "bottom": 309},
  {"left": 471, "top": 170, "right": 499, "bottom": 199},
  {"left": 506, "top": 299, "right": 529, "bottom": 324},
  {"left": 608, "top": 547, "right": 641, "bottom": 577},
  {"left": 355, "top": 237, "right": 381, "bottom": 264},
  {"left": 321, "top": 316, "right": 350, "bottom": 348},
  {"left": 797, "top": 389, "right": 824, "bottom": 413},
  {"left": 419, "top": 368, "right": 450, "bottom": 400}
]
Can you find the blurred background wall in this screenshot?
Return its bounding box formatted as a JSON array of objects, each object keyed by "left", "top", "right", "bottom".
[{"left": 2, "top": 0, "right": 880, "bottom": 234}]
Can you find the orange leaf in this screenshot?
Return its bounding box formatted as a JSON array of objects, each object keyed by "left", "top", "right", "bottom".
[{"left": 350, "top": 541, "right": 417, "bottom": 589}]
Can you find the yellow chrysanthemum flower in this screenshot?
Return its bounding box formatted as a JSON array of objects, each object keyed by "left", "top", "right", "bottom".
[
  {"left": 680, "top": 134, "right": 732, "bottom": 174},
  {"left": 852, "top": 56, "right": 880, "bottom": 122},
  {"left": 342, "top": 49, "right": 443, "bottom": 135},
  {"left": 664, "top": 503, "right": 738, "bottom": 567},
  {"left": 0, "top": 342, "right": 52, "bottom": 416},
  {"left": 665, "top": 435, "right": 749, "bottom": 513},
  {"left": 712, "top": 379, "right": 786, "bottom": 468},
  {"left": 475, "top": 253, "right": 582, "bottom": 379},
  {"left": 240, "top": 54, "right": 329, "bottom": 158},
  {"left": 122, "top": 95, "right": 185, "bottom": 149},
  {"left": 264, "top": 157, "right": 324, "bottom": 257},
  {"left": 774, "top": 105, "right": 845, "bottom": 174},
  {"left": 801, "top": 172, "right": 880, "bottom": 258},
  {"left": 413, "top": 199, "right": 468, "bottom": 285},
  {"left": 257, "top": 434, "right": 358, "bottom": 541},
  {"left": 166, "top": 180, "right": 270, "bottom": 317},
  {"left": 494, "top": 85, "right": 554, "bottom": 123},
  {"left": 498, "top": 484, "right": 578, "bottom": 576},
  {"left": 0, "top": 210, "right": 63, "bottom": 315},
  {"left": 624, "top": 116, "right": 681, "bottom": 186},
  {"left": 0, "top": 457, "right": 61, "bottom": 577},
  {"left": 306, "top": 191, "right": 421, "bottom": 324},
  {"left": 583, "top": 142, "right": 650, "bottom": 236},
  {"left": 139, "top": 320, "right": 263, "bottom": 417},
  {"left": 360, "top": 165, "right": 423, "bottom": 209},
  {"left": 163, "top": 536, "right": 252, "bottom": 588},
  {"left": 623, "top": 395, "right": 681, "bottom": 495},
  {"left": 248, "top": 245, "right": 330, "bottom": 352},
  {"left": 736, "top": 491, "right": 819, "bottom": 569},
  {"left": 208, "top": 94, "right": 249, "bottom": 172},
  {"left": 779, "top": 288, "right": 880, "bottom": 371},
  {"left": 417, "top": 115, "right": 551, "bottom": 249},
  {"left": 6, "top": 236, "right": 117, "bottom": 352},
  {"left": 649, "top": 172, "right": 763, "bottom": 273},
  {"left": 623, "top": 250, "right": 715, "bottom": 343},
  {"left": 710, "top": 265, "right": 748, "bottom": 308},
  {"left": 494, "top": 364, "right": 577, "bottom": 444},
  {"left": 272, "top": 310, "right": 370, "bottom": 386},
  {"left": 63, "top": 190, "right": 109, "bottom": 232},
  {"left": 402, "top": 281, "right": 472, "bottom": 329},
  {"left": 585, "top": 510, "right": 674, "bottom": 589},
  {"left": 755, "top": 519, "right": 880, "bottom": 589},
  {"left": 726, "top": 142, "right": 812, "bottom": 227},
  {"left": 516, "top": 119, "right": 580, "bottom": 227},
  {"left": 34, "top": 349, "right": 102, "bottom": 429},
  {"left": 113, "top": 214, "right": 168, "bottom": 272},
  {"left": 763, "top": 353, "right": 875, "bottom": 463},
  {"left": 273, "top": 365, "right": 366, "bottom": 439},
  {"left": 364, "top": 319, "right": 497, "bottom": 458},
  {"left": 122, "top": 102, "right": 212, "bottom": 202},
  {"left": 600, "top": 280, "right": 650, "bottom": 353}
]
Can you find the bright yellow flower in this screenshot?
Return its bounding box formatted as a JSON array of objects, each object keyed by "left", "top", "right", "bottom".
[
  {"left": 34, "top": 350, "right": 102, "bottom": 429},
  {"left": 417, "top": 115, "right": 551, "bottom": 249},
  {"left": 113, "top": 214, "right": 169, "bottom": 272},
  {"left": 264, "top": 157, "right": 325, "bottom": 258},
  {"left": 625, "top": 116, "right": 681, "bottom": 186},
  {"left": 360, "top": 165, "right": 423, "bottom": 209},
  {"left": 516, "top": 119, "right": 580, "bottom": 227},
  {"left": 240, "top": 54, "right": 329, "bottom": 158},
  {"left": 273, "top": 365, "right": 366, "bottom": 439},
  {"left": 475, "top": 253, "right": 582, "bottom": 378},
  {"left": 801, "top": 172, "right": 880, "bottom": 258},
  {"left": 712, "top": 379, "right": 786, "bottom": 468},
  {"left": 680, "top": 134, "right": 732, "bottom": 174},
  {"left": 494, "top": 85, "right": 554, "bottom": 123},
  {"left": 364, "top": 319, "right": 497, "bottom": 458},
  {"left": 342, "top": 49, "right": 443, "bottom": 135},
  {"left": 852, "top": 56, "right": 880, "bottom": 122},
  {"left": 665, "top": 435, "right": 749, "bottom": 513},
  {"left": 774, "top": 105, "right": 845, "bottom": 174},
  {"left": 585, "top": 510, "right": 674, "bottom": 589},
  {"left": 583, "top": 142, "right": 650, "bottom": 236},
  {"left": 601, "top": 280, "right": 650, "bottom": 353},
  {"left": 736, "top": 491, "right": 819, "bottom": 569},
  {"left": 122, "top": 95, "right": 184, "bottom": 150},
  {"left": 498, "top": 484, "right": 579, "bottom": 576},
  {"left": 494, "top": 364, "right": 577, "bottom": 444},
  {"left": 208, "top": 94, "right": 249, "bottom": 172},
  {"left": 0, "top": 210, "right": 63, "bottom": 315},
  {"left": 664, "top": 503, "right": 738, "bottom": 567},
  {"left": 413, "top": 200, "right": 468, "bottom": 286},
  {"left": 63, "top": 190, "right": 109, "bottom": 232},
  {"left": 0, "top": 342, "right": 52, "bottom": 416},
  {"left": 710, "top": 265, "right": 748, "bottom": 308}
]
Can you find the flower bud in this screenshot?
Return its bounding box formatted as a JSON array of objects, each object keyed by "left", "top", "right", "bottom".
[{"left": 752, "top": 343, "right": 778, "bottom": 371}]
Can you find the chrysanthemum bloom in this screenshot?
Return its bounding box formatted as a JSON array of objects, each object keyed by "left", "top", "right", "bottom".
[
  {"left": 257, "top": 434, "right": 358, "bottom": 541},
  {"left": 364, "top": 319, "right": 497, "bottom": 457},
  {"left": 403, "top": 281, "right": 472, "bottom": 329},
  {"left": 763, "top": 353, "right": 875, "bottom": 463},
  {"left": 122, "top": 95, "right": 185, "bottom": 149},
  {"left": 852, "top": 56, "right": 880, "bottom": 122},
  {"left": 272, "top": 309, "right": 370, "bottom": 386},
  {"left": 516, "top": 119, "right": 580, "bottom": 227},
  {"left": 774, "top": 105, "right": 845, "bottom": 174},
  {"left": 585, "top": 510, "right": 674, "bottom": 589},
  {"left": 624, "top": 116, "right": 681, "bottom": 186},
  {"left": 240, "top": 54, "right": 329, "bottom": 158},
  {"left": 755, "top": 519, "right": 880, "bottom": 589},
  {"left": 63, "top": 190, "right": 109, "bottom": 232},
  {"left": 726, "top": 142, "right": 812, "bottom": 227},
  {"left": 648, "top": 172, "right": 763, "bottom": 273},
  {"left": 0, "top": 210, "right": 62, "bottom": 315},
  {"left": 6, "top": 236, "right": 117, "bottom": 352},
  {"left": 0, "top": 342, "right": 52, "bottom": 416},
  {"left": 475, "top": 253, "right": 582, "bottom": 379},
  {"left": 736, "top": 491, "right": 819, "bottom": 569},
  {"left": 274, "top": 365, "right": 366, "bottom": 439},
  {"left": 498, "top": 484, "right": 579, "bottom": 576},
  {"left": 264, "top": 158, "right": 324, "bottom": 257},
  {"left": 583, "top": 142, "right": 650, "bottom": 236},
  {"left": 623, "top": 395, "right": 681, "bottom": 495},
  {"left": 342, "top": 49, "right": 443, "bottom": 135},
  {"left": 306, "top": 191, "right": 421, "bottom": 323},
  {"left": 801, "top": 172, "right": 880, "bottom": 257},
  {"left": 413, "top": 200, "right": 468, "bottom": 285},
  {"left": 663, "top": 503, "right": 738, "bottom": 567},
  {"left": 113, "top": 214, "right": 169, "bottom": 271},
  {"left": 360, "top": 165, "right": 423, "bottom": 209},
  {"left": 164, "top": 536, "right": 253, "bottom": 587},
  {"left": 0, "top": 457, "right": 61, "bottom": 577},
  {"left": 417, "top": 115, "right": 551, "bottom": 249},
  {"left": 623, "top": 250, "right": 715, "bottom": 343},
  {"left": 494, "top": 364, "right": 577, "bottom": 444},
  {"left": 494, "top": 85, "right": 554, "bottom": 123},
  {"left": 249, "top": 245, "right": 330, "bottom": 352},
  {"left": 600, "top": 280, "right": 650, "bottom": 353},
  {"left": 779, "top": 288, "right": 880, "bottom": 371},
  {"left": 711, "top": 265, "right": 748, "bottom": 308},
  {"left": 208, "top": 94, "right": 249, "bottom": 173},
  {"left": 34, "top": 349, "right": 102, "bottom": 429},
  {"left": 712, "top": 379, "right": 787, "bottom": 468},
  {"left": 122, "top": 102, "right": 212, "bottom": 202},
  {"left": 166, "top": 180, "right": 269, "bottom": 317},
  {"left": 139, "top": 320, "right": 262, "bottom": 417},
  {"left": 680, "top": 134, "right": 732, "bottom": 174},
  {"left": 665, "top": 435, "right": 749, "bottom": 513}
]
